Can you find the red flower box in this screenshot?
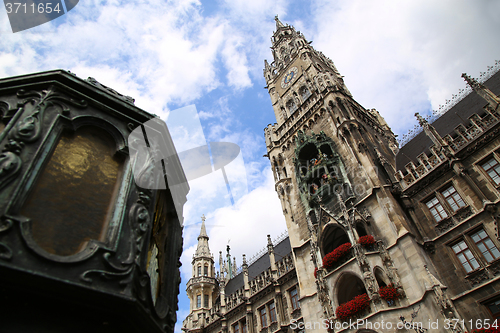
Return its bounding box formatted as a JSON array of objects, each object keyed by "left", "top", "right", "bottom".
[
  {"left": 357, "top": 235, "right": 375, "bottom": 247},
  {"left": 378, "top": 284, "right": 401, "bottom": 302},
  {"left": 335, "top": 293, "right": 370, "bottom": 321},
  {"left": 468, "top": 329, "right": 500, "bottom": 333},
  {"left": 322, "top": 243, "right": 352, "bottom": 270}
]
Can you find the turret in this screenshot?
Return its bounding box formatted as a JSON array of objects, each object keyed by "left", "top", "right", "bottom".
[{"left": 184, "top": 215, "right": 217, "bottom": 331}]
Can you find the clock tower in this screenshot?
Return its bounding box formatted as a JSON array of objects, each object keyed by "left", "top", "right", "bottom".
[{"left": 264, "top": 16, "right": 450, "bottom": 329}]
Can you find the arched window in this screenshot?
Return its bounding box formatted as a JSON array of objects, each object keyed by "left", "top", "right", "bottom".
[
  {"left": 374, "top": 267, "right": 389, "bottom": 288},
  {"left": 280, "top": 47, "right": 286, "bottom": 58},
  {"left": 336, "top": 97, "right": 350, "bottom": 119},
  {"left": 356, "top": 223, "right": 368, "bottom": 237},
  {"left": 286, "top": 99, "right": 297, "bottom": 114},
  {"left": 321, "top": 225, "right": 350, "bottom": 256},
  {"left": 299, "top": 86, "right": 311, "bottom": 101},
  {"left": 197, "top": 294, "right": 201, "bottom": 308},
  {"left": 21, "top": 126, "right": 125, "bottom": 256},
  {"left": 336, "top": 273, "right": 367, "bottom": 305},
  {"left": 309, "top": 211, "right": 317, "bottom": 225}
]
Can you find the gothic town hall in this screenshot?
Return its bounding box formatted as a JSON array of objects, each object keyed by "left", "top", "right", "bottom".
[{"left": 182, "top": 17, "right": 500, "bottom": 333}]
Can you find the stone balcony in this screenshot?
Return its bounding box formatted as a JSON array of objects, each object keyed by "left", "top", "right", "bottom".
[
  {"left": 395, "top": 109, "right": 500, "bottom": 190},
  {"left": 186, "top": 276, "right": 217, "bottom": 290}
]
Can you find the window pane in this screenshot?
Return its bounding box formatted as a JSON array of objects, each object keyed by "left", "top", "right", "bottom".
[
  {"left": 486, "top": 298, "right": 500, "bottom": 318},
  {"left": 22, "top": 127, "right": 124, "bottom": 256},
  {"left": 269, "top": 302, "right": 276, "bottom": 322},
  {"left": 260, "top": 308, "right": 267, "bottom": 327},
  {"left": 482, "top": 158, "right": 500, "bottom": 185},
  {"left": 463, "top": 262, "right": 472, "bottom": 273},
  {"left": 453, "top": 241, "right": 479, "bottom": 273},
  {"left": 442, "top": 185, "right": 465, "bottom": 212},
  {"left": 471, "top": 229, "right": 500, "bottom": 263},
  {"left": 426, "top": 196, "right": 448, "bottom": 222},
  {"left": 491, "top": 246, "right": 500, "bottom": 259},
  {"left": 477, "top": 243, "right": 488, "bottom": 253},
  {"left": 484, "top": 252, "right": 494, "bottom": 263},
  {"left": 470, "top": 257, "right": 480, "bottom": 270},
  {"left": 458, "top": 253, "right": 467, "bottom": 263}
]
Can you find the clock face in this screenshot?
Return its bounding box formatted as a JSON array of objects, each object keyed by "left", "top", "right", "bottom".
[{"left": 281, "top": 67, "right": 298, "bottom": 89}]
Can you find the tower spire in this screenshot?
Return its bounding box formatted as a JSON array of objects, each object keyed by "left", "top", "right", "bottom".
[
  {"left": 275, "top": 15, "right": 285, "bottom": 30},
  {"left": 195, "top": 214, "right": 210, "bottom": 257},
  {"left": 198, "top": 214, "right": 208, "bottom": 239},
  {"left": 462, "top": 73, "right": 500, "bottom": 109}
]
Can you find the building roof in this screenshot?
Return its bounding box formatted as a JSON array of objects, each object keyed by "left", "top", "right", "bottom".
[
  {"left": 396, "top": 69, "right": 500, "bottom": 171},
  {"left": 224, "top": 236, "right": 292, "bottom": 295}
]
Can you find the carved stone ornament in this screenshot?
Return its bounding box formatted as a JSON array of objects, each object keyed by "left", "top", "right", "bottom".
[
  {"left": 465, "top": 269, "right": 489, "bottom": 287},
  {"left": 488, "top": 259, "right": 500, "bottom": 276},
  {"left": 435, "top": 217, "right": 455, "bottom": 234},
  {"left": 453, "top": 205, "right": 473, "bottom": 222},
  {"left": 423, "top": 239, "right": 436, "bottom": 254}
]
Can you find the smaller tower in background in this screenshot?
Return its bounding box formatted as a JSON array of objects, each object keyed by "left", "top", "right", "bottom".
[{"left": 185, "top": 215, "right": 218, "bottom": 327}]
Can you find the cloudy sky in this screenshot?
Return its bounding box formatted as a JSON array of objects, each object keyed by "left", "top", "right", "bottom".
[{"left": 1, "top": 1, "right": 499, "bottom": 332}]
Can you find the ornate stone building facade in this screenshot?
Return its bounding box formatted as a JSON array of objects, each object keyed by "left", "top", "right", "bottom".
[
  {"left": 183, "top": 17, "right": 500, "bottom": 333},
  {"left": 182, "top": 218, "right": 299, "bottom": 333},
  {"left": 262, "top": 16, "right": 500, "bottom": 332}
]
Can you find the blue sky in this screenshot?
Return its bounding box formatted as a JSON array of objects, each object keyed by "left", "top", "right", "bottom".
[{"left": 1, "top": 1, "right": 499, "bottom": 332}]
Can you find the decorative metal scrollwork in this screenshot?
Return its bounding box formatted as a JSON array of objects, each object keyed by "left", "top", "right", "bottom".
[
  {"left": 0, "top": 87, "right": 87, "bottom": 191},
  {"left": 0, "top": 217, "right": 14, "bottom": 260},
  {"left": 80, "top": 252, "right": 134, "bottom": 283}
]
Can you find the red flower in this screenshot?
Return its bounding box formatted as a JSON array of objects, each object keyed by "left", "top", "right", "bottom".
[
  {"left": 335, "top": 293, "right": 370, "bottom": 321},
  {"left": 357, "top": 235, "right": 375, "bottom": 247},
  {"left": 322, "top": 243, "right": 352, "bottom": 270},
  {"left": 314, "top": 267, "right": 318, "bottom": 278},
  {"left": 468, "top": 329, "right": 500, "bottom": 333},
  {"left": 378, "top": 284, "right": 401, "bottom": 302}
]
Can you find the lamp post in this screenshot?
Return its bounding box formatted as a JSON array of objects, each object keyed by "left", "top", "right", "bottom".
[{"left": 0, "top": 70, "right": 188, "bottom": 333}]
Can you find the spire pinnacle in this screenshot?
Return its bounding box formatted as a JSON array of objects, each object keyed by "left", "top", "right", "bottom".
[
  {"left": 198, "top": 214, "right": 208, "bottom": 240},
  {"left": 226, "top": 245, "right": 233, "bottom": 279},
  {"left": 415, "top": 113, "right": 452, "bottom": 157},
  {"left": 415, "top": 112, "right": 428, "bottom": 127},
  {"left": 462, "top": 73, "right": 481, "bottom": 90},
  {"left": 462, "top": 73, "right": 500, "bottom": 108},
  {"left": 194, "top": 215, "right": 210, "bottom": 257},
  {"left": 275, "top": 15, "right": 285, "bottom": 30}
]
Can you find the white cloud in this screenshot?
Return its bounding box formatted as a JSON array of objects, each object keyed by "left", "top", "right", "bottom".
[
  {"left": 180, "top": 167, "right": 286, "bottom": 280},
  {"left": 0, "top": 1, "right": 228, "bottom": 115},
  {"left": 311, "top": 0, "right": 500, "bottom": 136},
  {"left": 222, "top": 34, "right": 252, "bottom": 89},
  {"left": 2, "top": 1, "right": 499, "bottom": 332}
]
